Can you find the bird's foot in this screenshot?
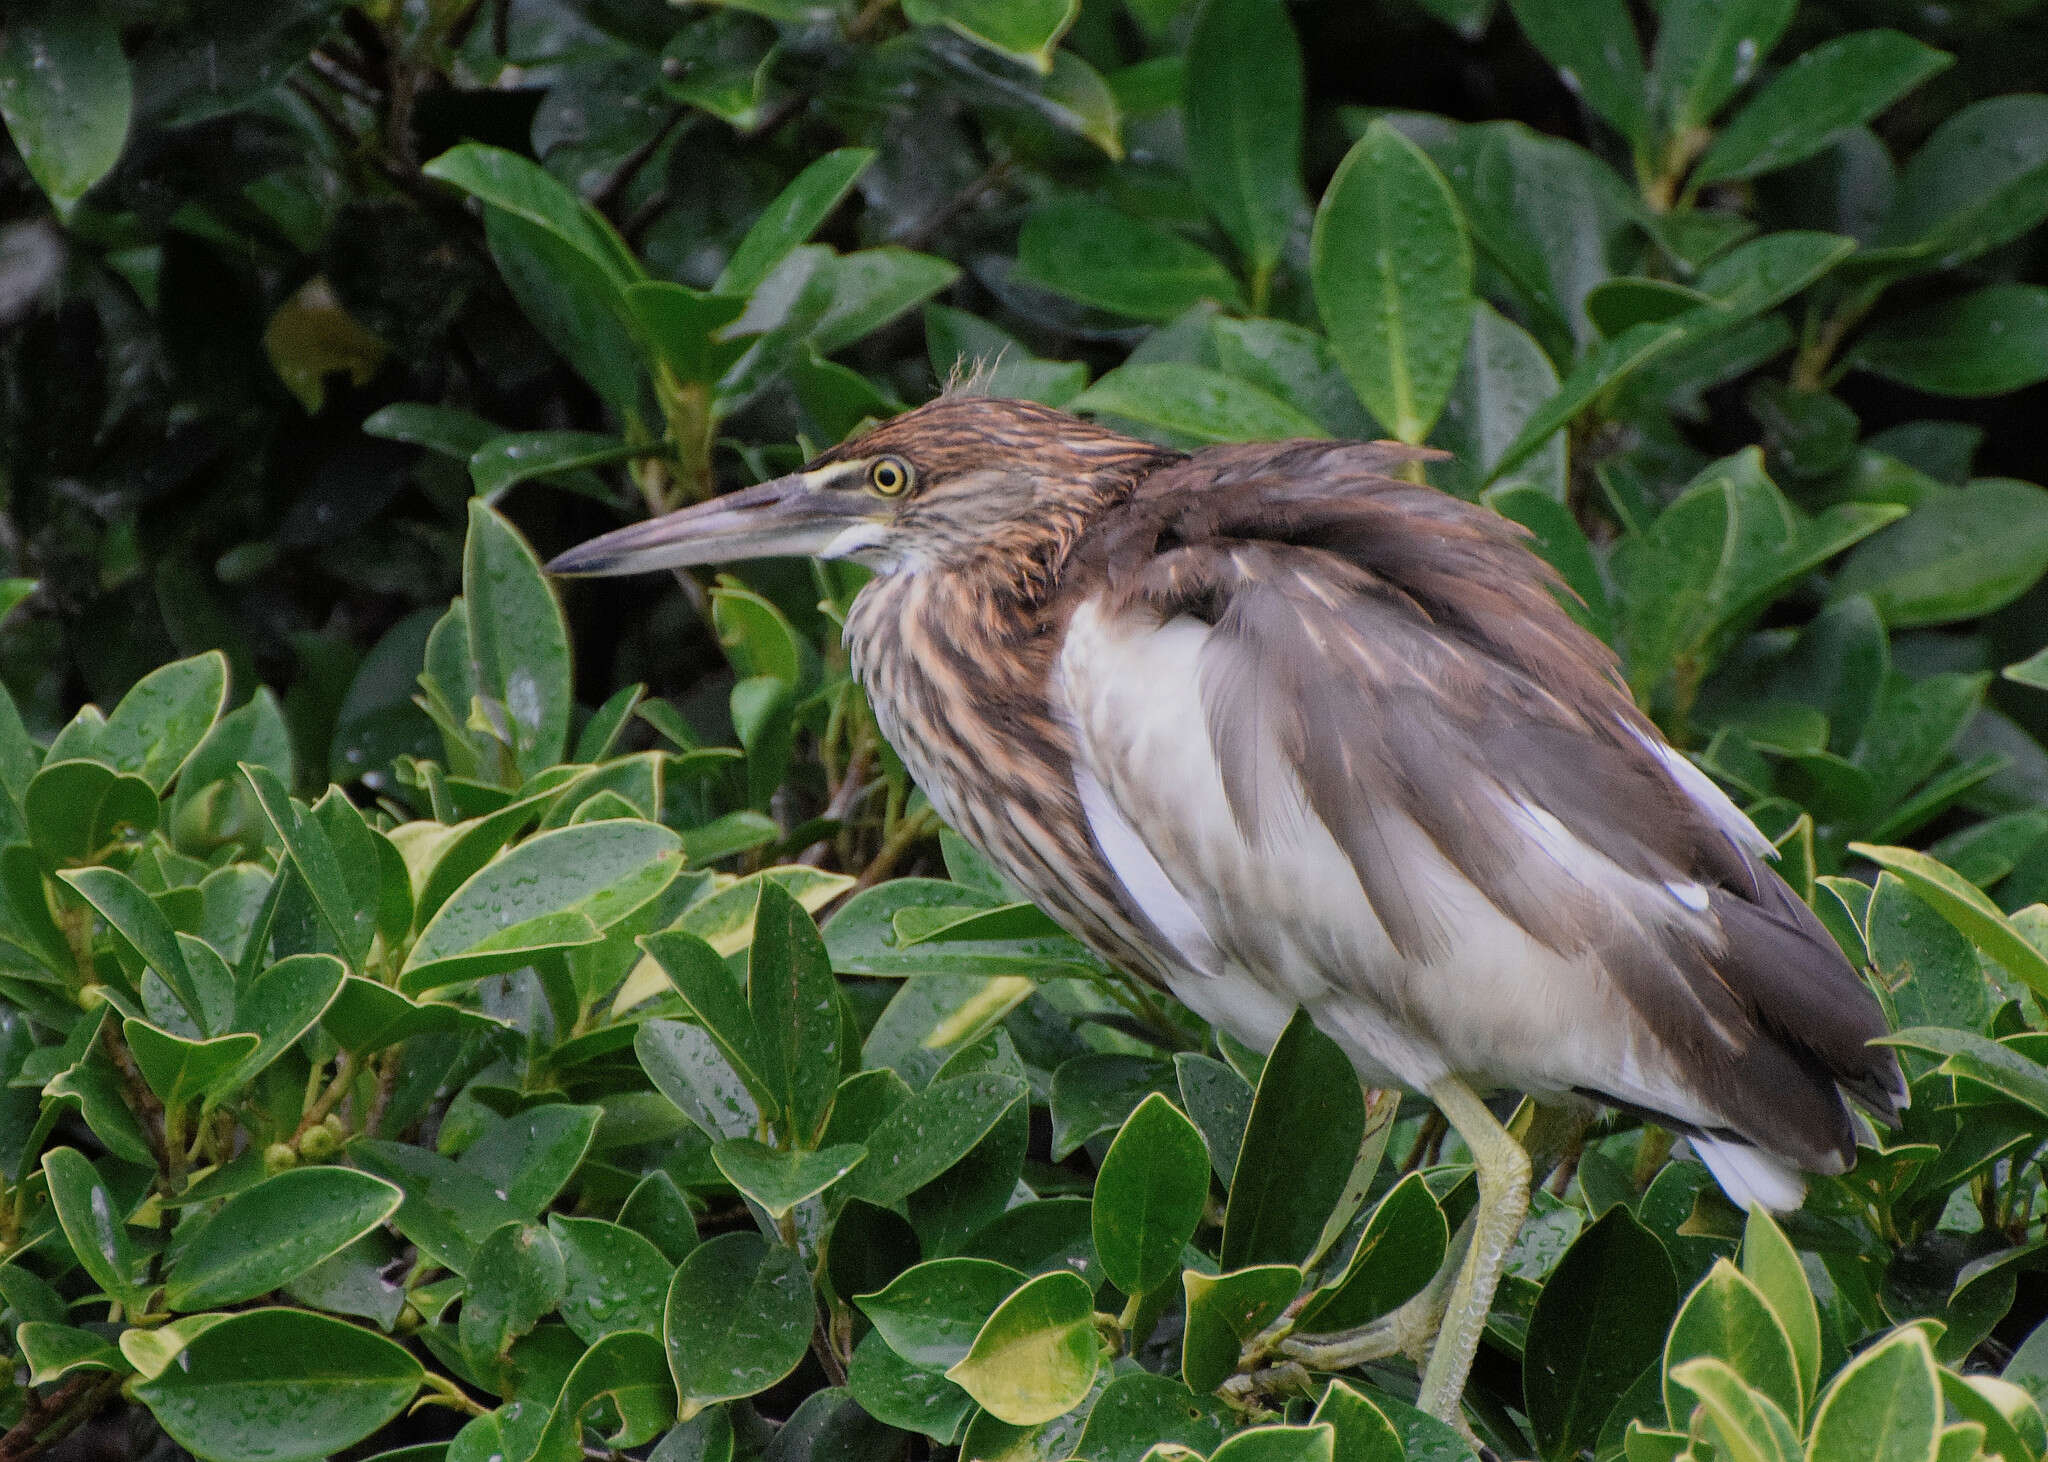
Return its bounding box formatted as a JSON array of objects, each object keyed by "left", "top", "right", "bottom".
[{"left": 1274, "top": 1280, "right": 1447, "bottom": 1369}]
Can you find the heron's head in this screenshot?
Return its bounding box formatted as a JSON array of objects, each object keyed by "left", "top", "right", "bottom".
[{"left": 545, "top": 396, "right": 1169, "bottom": 579}]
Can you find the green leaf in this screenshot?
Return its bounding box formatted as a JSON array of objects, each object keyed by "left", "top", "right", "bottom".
[
  {"left": 1184, "top": 0, "right": 1306, "bottom": 286},
  {"left": 362, "top": 402, "right": 502, "bottom": 461},
  {"left": 1182, "top": 1264, "right": 1301, "bottom": 1394},
  {"left": 1740, "top": 1208, "right": 1820, "bottom": 1406},
  {"left": 463, "top": 500, "right": 573, "bottom": 781},
  {"left": 468, "top": 431, "right": 641, "bottom": 502},
  {"left": 57, "top": 866, "right": 204, "bottom": 1027},
  {"left": 422, "top": 143, "right": 638, "bottom": 287},
  {"left": 1877, "top": 95, "right": 2048, "bottom": 269},
  {"left": 945, "top": 1270, "right": 1099, "bottom": 1426},
  {"left": 718, "top": 148, "right": 874, "bottom": 296},
  {"left": 17, "top": 1322, "right": 126, "bottom": 1385},
  {"left": 1222, "top": 1009, "right": 1365, "bottom": 1270},
  {"left": 858, "top": 1257, "right": 1027, "bottom": 1369},
  {"left": 1074, "top": 1372, "right": 1232, "bottom": 1462},
  {"left": 133, "top": 1308, "right": 423, "bottom": 1461},
  {"left": 120, "top": 1020, "right": 256, "bottom": 1109},
  {"left": 712, "top": 1138, "right": 866, "bottom": 1217},
  {"left": 905, "top": 0, "right": 1079, "bottom": 70},
  {"left": 1648, "top": 0, "right": 1795, "bottom": 133},
  {"left": 638, "top": 1016, "right": 763, "bottom": 1141},
  {"left": 1486, "top": 320, "right": 1689, "bottom": 484},
  {"left": 403, "top": 819, "right": 683, "bottom": 990},
  {"left": 1693, "top": 31, "right": 1952, "bottom": 185},
  {"left": 1313, "top": 121, "right": 1474, "bottom": 444},
  {"left": 1211, "top": 316, "right": 1380, "bottom": 438},
  {"left": 1071, "top": 363, "right": 1329, "bottom": 444},
  {"left": 1667, "top": 1358, "right": 1801, "bottom": 1462},
  {"left": 925, "top": 305, "right": 1088, "bottom": 407},
  {"left": 41, "top": 1146, "right": 149, "bottom": 1313},
  {"left": 2004, "top": 647, "right": 2048, "bottom": 692},
  {"left": 846, "top": 1071, "right": 1029, "bottom": 1207},
  {"left": 64, "top": 651, "right": 229, "bottom": 793},
  {"left": 23, "top": 758, "right": 157, "bottom": 866},
  {"left": 1017, "top": 197, "right": 1243, "bottom": 321},
  {"left": 549, "top": 1215, "right": 673, "bottom": 1344},
  {"left": 1663, "top": 1258, "right": 1802, "bottom": 1429},
  {"left": 1524, "top": 1203, "right": 1679, "bottom": 1460},
  {"left": 240, "top": 763, "right": 373, "bottom": 967},
  {"left": 664, "top": 1232, "right": 814, "bottom": 1421},
  {"left": 459, "top": 1220, "right": 566, "bottom": 1363},
  {"left": 1806, "top": 1326, "right": 1941, "bottom": 1462},
  {"left": 847, "top": 1328, "right": 975, "bottom": 1442},
  {"left": 219, "top": 952, "right": 347, "bottom": 1091},
  {"left": 531, "top": 1329, "right": 675, "bottom": 1458},
  {"left": 1882, "top": 1027, "right": 2048, "bottom": 1121},
  {"left": 1298, "top": 1172, "right": 1446, "bottom": 1331},
  {"left": 1311, "top": 1380, "right": 1405, "bottom": 1462},
  {"left": 1852, "top": 285, "right": 2048, "bottom": 398},
  {"left": 1504, "top": 0, "right": 1650, "bottom": 146},
  {"left": 165, "top": 1167, "right": 404, "bottom": 1310},
  {"left": 748, "top": 879, "right": 841, "bottom": 1144},
  {"left": 1436, "top": 302, "right": 1566, "bottom": 499},
  {"left": 484, "top": 205, "right": 645, "bottom": 414},
  {"left": 810, "top": 248, "right": 962, "bottom": 356},
  {"left": 1209, "top": 1426, "right": 1336, "bottom": 1462},
  {"left": 1092, "top": 1093, "right": 1210, "bottom": 1299},
  {"left": 1851, "top": 842, "right": 2048, "bottom": 999},
  {"left": 0, "top": 0, "right": 132, "bottom": 216}
]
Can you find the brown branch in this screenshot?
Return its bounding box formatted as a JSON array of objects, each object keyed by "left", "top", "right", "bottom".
[
  {"left": 591, "top": 109, "right": 688, "bottom": 218},
  {"left": 0, "top": 1373, "right": 121, "bottom": 1462}
]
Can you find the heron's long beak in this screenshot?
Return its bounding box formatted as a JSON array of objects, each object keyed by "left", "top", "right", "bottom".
[{"left": 545, "top": 471, "right": 879, "bottom": 576}]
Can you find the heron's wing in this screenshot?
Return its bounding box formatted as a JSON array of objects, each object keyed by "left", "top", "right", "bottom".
[{"left": 1061, "top": 441, "right": 1901, "bottom": 1167}]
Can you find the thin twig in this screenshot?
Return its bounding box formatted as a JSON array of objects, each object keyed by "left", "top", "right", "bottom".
[
  {"left": 592, "top": 109, "right": 687, "bottom": 217},
  {"left": 0, "top": 1373, "right": 121, "bottom": 1462}
]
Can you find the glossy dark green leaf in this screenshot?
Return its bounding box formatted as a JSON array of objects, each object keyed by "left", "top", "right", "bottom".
[
  {"left": 639, "top": 1016, "right": 763, "bottom": 1141},
  {"left": 1221, "top": 1010, "right": 1365, "bottom": 1270},
  {"left": 60, "top": 651, "right": 230, "bottom": 793},
  {"left": 533, "top": 1329, "right": 676, "bottom": 1458},
  {"left": 1312, "top": 121, "right": 1473, "bottom": 445},
  {"left": 664, "top": 1232, "right": 814, "bottom": 1421},
  {"left": 1739, "top": 1207, "right": 1820, "bottom": 1406},
  {"left": 1486, "top": 321, "right": 1688, "bottom": 485},
  {"left": 58, "top": 866, "right": 204, "bottom": 1026},
  {"left": 1504, "top": 0, "right": 1650, "bottom": 146},
  {"left": 1211, "top": 316, "right": 1379, "bottom": 439},
  {"left": 1834, "top": 478, "right": 2048, "bottom": 627},
  {"left": 1436, "top": 303, "right": 1565, "bottom": 499},
  {"left": 1852, "top": 843, "right": 2048, "bottom": 997},
  {"left": 362, "top": 402, "right": 501, "bottom": 461},
  {"left": 1694, "top": 32, "right": 1951, "bottom": 185},
  {"left": 747, "top": 879, "right": 841, "bottom": 1144},
  {"left": 1666, "top": 1357, "right": 1802, "bottom": 1462},
  {"left": 846, "top": 1071, "right": 1029, "bottom": 1206},
  {"left": 423, "top": 144, "right": 638, "bottom": 286},
  {"left": 1299, "top": 1171, "right": 1447, "bottom": 1330},
  {"left": 133, "top": 1309, "right": 423, "bottom": 1460},
  {"left": 1866, "top": 872, "right": 1993, "bottom": 1034},
  {"left": 712, "top": 1138, "right": 866, "bottom": 1217},
  {"left": 165, "top": 1167, "right": 403, "bottom": 1310},
  {"left": 240, "top": 763, "right": 373, "bottom": 967},
  {"left": 846, "top": 1329, "right": 974, "bottom": 1442},
  {"left": 403, "top": 819, "right": 682, "bottom": 990},
  {"left": 1175, "top": 1051, "right": 1253, "bottom": 1182},
  {"left": 1853, "top": 285, "right": 2048, "bottom": 397},
  {"left": 1072, "top": 362, "right": 1327, "bottom": 444},
  {"left": 1073, "top": 1371, "right": 1231, "bottom": 1462},
  {"left": 1877, "top": 95, "right": 2048, "bottom": 269},
  {"left": 0, "top": 0, "right": 132, "bottom": 216},
  {"left": 463, "top": 500, "right": 574, "bottom": 781},
  {"left": 945, "top": 1269, "right": 1099, "bottom": 1426},
  {"left": 1050, "top": 1053, "right": 1175, "bottom": 1161},
  {"left": 219, "top": 952, "right": 347, "bottom": 1091},
  {"left": 17, "top": 1321, "right": 124, "bottom": 1385},
  {"left": 459, "top": 1221, "right": 567, "bottom": 1363},
  {"left": 718, "top": 148, "right": 874, "bottom": 296},
  {"left": 1525, "top": 1203, "right": 1678, "bottom": 1459},
  {"left": 810, "top": 248, "right": 961, "bottom": 356},
  {"left": 42, "top": 1146, "right": 149, "bottom": 1313},
  {"left": 541, "top": 1216, "right": 672, "bottom": 1344},
  {"left": 1092, "top": 1093, "right": 1211, "bottom": 1298},
  {"left": 1181, "top": 1263, "right": 1301, "bottom": 1394},
  {"left": 1184, "top": 0, "right": 1305, "bottom": 287},
  {"left": 1648, "top": 0, "right": 1794, "bottom": 133},
  {"left": 858, "top": 1257, "right": 1026, "bottom": 1368},
  {"left": 1018, "top": 197, "right": 1243, "bottom": 321},
  {"left": 468, "top": 431, "right": 641, "bottom": 502}
]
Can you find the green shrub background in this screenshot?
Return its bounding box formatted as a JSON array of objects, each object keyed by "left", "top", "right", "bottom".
[{"left": 2, "top": 0, "right": 2048, "bottom": 1458}]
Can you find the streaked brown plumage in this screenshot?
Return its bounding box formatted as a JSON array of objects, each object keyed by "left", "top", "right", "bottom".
[{"left": 548, "top": 394, "right": 1903, "bottom": 1422}]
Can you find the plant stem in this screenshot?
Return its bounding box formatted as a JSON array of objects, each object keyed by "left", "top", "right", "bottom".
[{"left": 296, "top": 1051, "right": 364, "bottom": 1138}]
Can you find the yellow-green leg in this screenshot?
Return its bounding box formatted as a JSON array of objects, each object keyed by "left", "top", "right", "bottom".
[{"left": 1414, "top": 1075, "right": 1531, "bottom": 1420}]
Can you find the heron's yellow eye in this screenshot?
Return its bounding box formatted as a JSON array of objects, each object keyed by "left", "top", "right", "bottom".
[{"left": 869, "top": 456, "right": 913, "bottom": 497}]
